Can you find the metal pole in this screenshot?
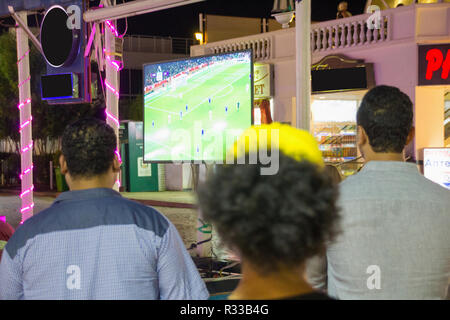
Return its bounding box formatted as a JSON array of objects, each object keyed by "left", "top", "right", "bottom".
[
  {"left": 295, "top": 0, "right": 311, "bottom": 131},
  {"left": 199, "top": 13, "right": 203, "bottom": 33},
  {"left": 16, "top": 11, "right": 34, "bottom": 222},
  {"left": 49, "top": 161, "right": 53, "bottom": 190}
]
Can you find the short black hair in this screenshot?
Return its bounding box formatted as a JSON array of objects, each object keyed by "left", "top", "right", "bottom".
[
  {"left": 61, "top": 118, "right": 117, "bottom": 178},
  {"left": 357, "top": 85, "right": 413, "bottom": 153},
  {"left": 196, "top": 152, "right": 340, "bottom": 275}
]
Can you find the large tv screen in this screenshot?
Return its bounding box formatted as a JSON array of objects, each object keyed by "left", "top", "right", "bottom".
[{"left": 143, "top": 50, "right": 253, "bottom": 163}]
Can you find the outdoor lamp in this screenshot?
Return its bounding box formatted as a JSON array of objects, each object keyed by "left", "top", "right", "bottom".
[
  {"left": 272, "top": 0, "right": 295, "bottom": 28},
  {"left": 195, "top": 32, "right": 203, "bottom": 44}
]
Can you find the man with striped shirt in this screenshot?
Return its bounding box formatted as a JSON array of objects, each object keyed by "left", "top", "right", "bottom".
[{"left": 0, "top": 118, "right": 209, "bottom": 300}]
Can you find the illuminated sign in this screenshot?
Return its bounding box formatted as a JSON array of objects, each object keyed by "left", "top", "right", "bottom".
[
  {"left": 423, "top": 148, "right": 450, "bottom": 190},
  {"left": 254, "top": 64, "right": 274, "bottom": 99},
  {"left": 418, "top": 44, "right": 450, "bottom": 86}
]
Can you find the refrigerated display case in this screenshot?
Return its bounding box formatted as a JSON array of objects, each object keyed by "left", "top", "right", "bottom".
[{"left": 311, "top": 99, "right": 364, "bottom": 177}]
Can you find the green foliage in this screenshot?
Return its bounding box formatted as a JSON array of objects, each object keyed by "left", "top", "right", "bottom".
[
  {"left": 0, "top": 32, "right": 19, "bottom": 143},
  {"left": 0, "top": 30, "right": 104, "bottom": 188},
  {"left": 120, "top": 95, "right": 143, "bottom": 121}
]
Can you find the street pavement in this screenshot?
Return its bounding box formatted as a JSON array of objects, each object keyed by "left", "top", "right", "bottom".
[{"left": 0, "top": 195, "right": 54, "bottom": 230}]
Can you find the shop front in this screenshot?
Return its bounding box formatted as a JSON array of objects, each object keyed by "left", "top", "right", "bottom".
[
  {"left": 309, "top": 55, "right": 375, "bottom": 176},
  {"left": 415, "top": 43, "right": 450, "bottom": 188}
]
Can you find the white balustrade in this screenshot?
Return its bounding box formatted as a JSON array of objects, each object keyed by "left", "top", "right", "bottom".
[
  {"left": 311, "top": 10, "right": 392, "bottom": 53},
  {"left": 210, "top": 37, "right": 272, "bottom": 61}
]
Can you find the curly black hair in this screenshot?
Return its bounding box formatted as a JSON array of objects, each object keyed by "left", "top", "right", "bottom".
[
  {"left": 61, "top": 118, "right": 117, "bottom": 178},
  {"left": 196, "top": 152, "right": 340, "bottom": 275},
  {"left": 357, "top": 85, "right": 413, "bottom": 153}
]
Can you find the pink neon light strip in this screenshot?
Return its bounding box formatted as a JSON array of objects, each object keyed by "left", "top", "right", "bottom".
[
  {"left": 105, "top": 20, "right": 119, "bottom": 37},
  {"left": 115, "top": 150, "right": 122, "bottom": 164},
  {"left": 20, "top": 141, "right": 33, "bottom": 154},
  {"left": 0, "top": 216, "right": 5, "bottom": 223},
  {"left": 84, "top": 23, "right": 96, "bottom": 58},
  {"left": 111, "top": 60, "right": 122, "bottom": 71},
  {"left": 106, "top": 56, "right": 123, "bottom": 72},
  {"left": 105, "top": 80, "right": 120, "bottom": 98},
  {"left": 19, "top": 165, "right": 34, "bottom": 180},
  {"left": 18, "top": 75, "right": 31, "bottom": 88},
  {"left": 17, "top": 49, "right": 30, "bottom": 64},
  {"left": 19, "top": 116, "right": 32, "bottom": 132},
  {"left": 20, "top": 185, "right": 34, "bottom": 198},
  {"left": 17, "top": 98, "right": 31, "bottom": 110},
  {"left": 20, "top": 203, "right": 34, "bottom": 213},
  {"left": 105, "top": 110, "right": 120, "bottom": 127}
]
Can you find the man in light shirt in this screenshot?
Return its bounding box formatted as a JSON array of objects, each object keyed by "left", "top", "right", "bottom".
[
  {"left": 0, "top": 118, "right": 209, "bottom": 300},
  {"left": 307, "top": 85, "right": 450, "bottom": 299}
]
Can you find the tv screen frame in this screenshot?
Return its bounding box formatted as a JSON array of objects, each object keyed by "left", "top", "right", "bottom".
[
  {"left": 142, "top": 49, "right": 254, "bottom": 164},
  {"left": 311, "top": 66, "right": 374, "bottom": 94}
]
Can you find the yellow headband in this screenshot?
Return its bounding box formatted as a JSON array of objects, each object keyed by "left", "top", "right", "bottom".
[{"left": 228, "top": 123, "right": 324, "bottom": 167}]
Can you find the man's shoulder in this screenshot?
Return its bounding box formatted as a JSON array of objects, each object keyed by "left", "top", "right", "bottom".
[
  {"left": 412, "top": 174, "right": 450, "bottom": 202},
  {"left": 108, "top": 197, "right": 171, "bottom": 234},
  {"left": 338, "top": 173, "right": 364, "bottom": 194},
  {"left": 337, "top": 165, "right": 450, "bottom": 207},
  {"left": 5, "top": 196, "right": 170, "bottom": 260}
]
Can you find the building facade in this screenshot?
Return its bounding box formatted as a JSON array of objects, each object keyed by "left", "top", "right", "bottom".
[{"left": 191, "top": 3, "right": 450, "bottom": 166}]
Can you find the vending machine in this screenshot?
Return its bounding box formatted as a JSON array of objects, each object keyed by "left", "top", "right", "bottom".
[{"left": 120, "top": 121, "right": 162, "bottom": 192}]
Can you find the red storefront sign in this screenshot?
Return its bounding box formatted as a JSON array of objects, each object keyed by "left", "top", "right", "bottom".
[{"left": 419, "top": 44, "right": 450, "bottom": 86}]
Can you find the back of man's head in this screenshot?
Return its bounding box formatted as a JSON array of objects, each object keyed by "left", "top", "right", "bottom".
[
  {"left": 357, "top": 85, "right": 413, "bottom": 153},
  {"left": 62, "top": 118, "right": 117, "bottom": 179}
]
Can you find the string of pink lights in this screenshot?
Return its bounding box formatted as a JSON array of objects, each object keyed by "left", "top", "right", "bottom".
[
  {"left": 18, "top": 75, "right": 31, "bottom": 88},
  {"left": 104, "top": 19, "right": 122, "bottom": 189},
  {"left": 19, "top": 165, "right": 33, "bottom": 180},
  {"left": 105, "top": 79, "right": 120, "bottom": 98},
  {"left": 105, "top": 20, "right": 119, "bottom": 38},
  {"left": 106, "top": 55, "right": 124, "bottom": 72},
  {"left": 105, "top": 109, "right": 120, "bottom": 127},
  {"left": 16, "top": 49, "right": 30, "bottom": 65},
  {"left": 19, "top": 116, "right": 33, "bottom": 132},
  {"left": 17, "top": 98, "right": 31, "bottom": 110}
]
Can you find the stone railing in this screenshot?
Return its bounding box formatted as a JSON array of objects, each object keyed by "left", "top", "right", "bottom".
[
  {"left": 208, "top": 36, "right": 272, "bottom": 61},
  {"left": 310, "top": 10, "right": 391, "bottom": 53}
]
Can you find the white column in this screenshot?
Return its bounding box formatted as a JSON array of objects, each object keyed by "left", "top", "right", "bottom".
[
  {"left": 16, "top": 11, "right": 34, "bottom": 222},
  {"left": 295, "top": 0, "right": 311, "bottom": 131},
  {"left": 104, "top": 20, "right": 121, "bottom": 190}
]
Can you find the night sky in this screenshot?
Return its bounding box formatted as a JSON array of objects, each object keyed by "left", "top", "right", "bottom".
[
  {"left": 0, "top": 0, "right": 368, "bottom": 38},
  {"left": 126, "top": 0, "right": 367, "bottom": 38}
]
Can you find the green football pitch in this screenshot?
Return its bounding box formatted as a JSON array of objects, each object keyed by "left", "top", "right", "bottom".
[{"left": 144, "top": 61, "right": 252, "bottom": 162}]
